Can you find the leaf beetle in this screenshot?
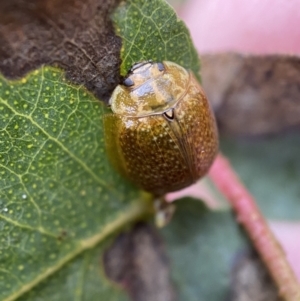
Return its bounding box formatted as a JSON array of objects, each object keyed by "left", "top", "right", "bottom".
[{"left": 104, "top": 61, "right": 218, "bottom": 196}]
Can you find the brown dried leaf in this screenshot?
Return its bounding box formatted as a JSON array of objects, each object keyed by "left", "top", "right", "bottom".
[
  {"left": 230, "top": 251, "right": 282, "bottom": 301},
  {"left": 201, "top": 53, "right": 300, "bottom": 136},
  {"left": 103, "top": 223, "right": 176, "bottom": 301},
  {"left": 0, "top": 0, "right": 121, "bottom": 101}
]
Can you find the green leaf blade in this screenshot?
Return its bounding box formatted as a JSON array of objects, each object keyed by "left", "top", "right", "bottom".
[
  {"left": 0, "top": 66, "right": 148, "bottom": 301},
  {"left": 112, "top": 0, "right": 200, "bottom": 80},
  {"left": 161, "top": 198, "right": 250, "bottom": 301},
  {"left": 1, "top": 0, "right": 210, "bottom": 299}
]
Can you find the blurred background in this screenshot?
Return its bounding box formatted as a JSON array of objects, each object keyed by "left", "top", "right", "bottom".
[{"left": 167, "top": 0, "right": 300, "bottom": 280}]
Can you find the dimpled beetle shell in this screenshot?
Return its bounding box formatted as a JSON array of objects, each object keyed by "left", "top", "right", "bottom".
[{"left": 104, "top": 61, "right": 218, "bottom": 196}]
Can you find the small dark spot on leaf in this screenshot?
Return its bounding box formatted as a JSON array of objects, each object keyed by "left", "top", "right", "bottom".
[{"left": 57, "top": 230, "right": 67, "bottom": 241}]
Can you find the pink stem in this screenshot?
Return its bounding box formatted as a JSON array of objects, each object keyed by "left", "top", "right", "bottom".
[{"left": 209, "top": 153, "right": 300, "bottom": 301}]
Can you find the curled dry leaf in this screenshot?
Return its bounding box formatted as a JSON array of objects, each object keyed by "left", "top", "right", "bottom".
[
  {"left": 103, "top": 223, "right": 176, "bottom": 301},
  {"left": 230, "top": 250, "right": 282, "bottom": 301},
  {"left": 201, "top": 53, "right": 300, "bottom": 136}
]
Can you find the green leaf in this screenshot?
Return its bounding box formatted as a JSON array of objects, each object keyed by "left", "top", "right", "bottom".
[
  {"left": 0, "top": 1, "right": 210, "bottom": 299},
  {"left": 161, "top": 198, "right": 250, "bottom": 301},
  {"left": 17, "top": 238, "right": 130, "bottom": 301},
  {"left": 0, "top": 67, "right": 149, "bottom": 301},
  {"left": 112, "top": 0, "right": 200, "bottom": 79},
  {"left": 220, "top": 134, "right": 300, "bottom": 220}
]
